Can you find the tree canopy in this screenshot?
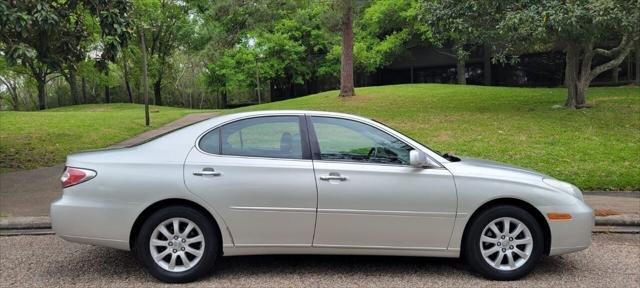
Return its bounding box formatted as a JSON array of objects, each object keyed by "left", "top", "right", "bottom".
[{"left": 1, "top": 0, "right": 638, "bottom": 111}]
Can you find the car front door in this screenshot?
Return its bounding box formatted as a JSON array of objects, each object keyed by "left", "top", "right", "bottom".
[
  {"left": 308, "top": 116, "right": 457, "bottom": 250},
  {"left": 184, "top": 115, "right": 317, "bottom": 247}
]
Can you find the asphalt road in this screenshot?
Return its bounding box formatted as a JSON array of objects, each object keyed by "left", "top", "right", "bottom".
[{"left": 1, "top": 234, "right": 638, "bottom": 287}]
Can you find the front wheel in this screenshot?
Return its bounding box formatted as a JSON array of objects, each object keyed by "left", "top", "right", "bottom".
[
  {"left": 464, "top": 205, "right": 544, "bottom": 280},
  {"left": 135, "top": 205, "right": 219, "bottom": 283}
]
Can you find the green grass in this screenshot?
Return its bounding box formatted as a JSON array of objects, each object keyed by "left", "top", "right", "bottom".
[
  {"left": 228, "top": 84, "right": 640, "bottom": 191},
  {"left": 0, "top": 103, "right": 211, "bottom": 173},
  {"left": 1, "top": 84, "right": 638, "bottom": 190}
]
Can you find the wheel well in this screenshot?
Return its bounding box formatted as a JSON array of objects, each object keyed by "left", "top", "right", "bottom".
[
  {"left": 129, "top": 198, "right": 223, "bottom": 252},
  {"left": 461, "top": 198, "right": 551, "bottom": 256}
]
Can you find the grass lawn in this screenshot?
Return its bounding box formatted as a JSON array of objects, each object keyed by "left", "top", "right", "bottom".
[
  {"left": 0, "top": 103, "right": 211, "bottom": 173},
  {"left": 0, "top": 84, "right": 638, "bottom": 190},
  {"left": 229, "top": 84, "right": 640, "bottom": 191}
]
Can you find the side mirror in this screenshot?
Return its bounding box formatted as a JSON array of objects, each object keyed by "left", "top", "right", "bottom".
[{"left": 409, "top": 150, "right": 427, "bottom": 168}]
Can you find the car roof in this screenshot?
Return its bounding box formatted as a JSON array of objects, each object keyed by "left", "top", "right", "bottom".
[{"left": 200, "top": 110, "right": 372, "bottom": 127}]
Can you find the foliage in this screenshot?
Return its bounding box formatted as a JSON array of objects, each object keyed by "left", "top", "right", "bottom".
[
  {"left": 354, "top": 0, "right": 428, "bottom": 73},
  {"left": 0, "top": 0, "right": 131, "bottom": 109},
  {"left": 419, "top": 0, "right": 500, "bottom": 61}
]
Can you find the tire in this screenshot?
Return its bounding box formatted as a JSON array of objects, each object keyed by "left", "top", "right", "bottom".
[
  {"left": 134, "top": 205, "right": 219, "bottom": 283},
  {"left": 463, "top": 205, "right": 544, "bottom": 280}
]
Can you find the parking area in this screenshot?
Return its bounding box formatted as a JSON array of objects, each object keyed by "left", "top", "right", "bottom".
[{"left": 0, "top": 233, "right": 638, "bottom": 287}]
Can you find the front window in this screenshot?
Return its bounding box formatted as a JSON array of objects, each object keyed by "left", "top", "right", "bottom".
[{"left": 310, "top": 117, "right": 412, "bottom": 165}]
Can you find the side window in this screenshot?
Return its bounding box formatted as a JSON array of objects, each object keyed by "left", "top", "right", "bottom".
[
  {"left": 199, "top": 128, "right": 220, "bottom": 154},
  {"left": 220, "top": 116, "right": 304, "bottom": 159},
  {"left": 310, "top": 117, "right": 412, "bottom": 165}
]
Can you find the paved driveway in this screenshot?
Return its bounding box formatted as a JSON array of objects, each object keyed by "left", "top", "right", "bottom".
[{"left": 0, "top": 234, "right": 638, "bottom": 287}]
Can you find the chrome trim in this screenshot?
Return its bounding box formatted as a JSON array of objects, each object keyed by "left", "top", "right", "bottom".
[
  {"left": 317, "top": 208, "right": 457, "bottom": 218},
  {"left": 229, "top": 206, "right": 316, "bottom": 213},
  {"left": 313, "top": 244, "right": 447, "bottom": 251}
]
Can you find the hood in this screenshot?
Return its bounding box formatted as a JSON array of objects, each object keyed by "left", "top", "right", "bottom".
[{"left": 442, "top": 157, "right": 550, "bottom": 183}]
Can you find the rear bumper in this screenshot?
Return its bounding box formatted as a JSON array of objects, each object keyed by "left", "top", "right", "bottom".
[
  {"left": 539, "top": 200, "right": 594, "bottom": 256},
  {"left": 51, "top": 195, "right": 138, "bottom": 251}
]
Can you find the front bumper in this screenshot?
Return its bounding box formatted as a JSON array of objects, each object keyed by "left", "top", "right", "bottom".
[
  {"left": 540, "top": 199, "right": 594, "bottom": 256},
  {"left": 51, "top": 195, "right": 139, "bottom": 251}
]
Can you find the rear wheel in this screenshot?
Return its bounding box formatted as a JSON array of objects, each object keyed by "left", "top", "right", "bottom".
[
  {"left": 464, "top": 205, "right": 544, "bottom": 280},
  {"left": 135, "top": 205, "right": 219, "bottom": 283}
]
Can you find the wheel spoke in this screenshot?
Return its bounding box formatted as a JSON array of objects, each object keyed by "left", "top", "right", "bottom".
[
  {"left": 183, "top": 222, "right": 194, "bottom": 236},
  {"left": 150, "top": 239, "right": 167, "bottom": 247},
  {"left": 154, "top": 249, "right": 171, "bottom": 261},
  {"left": 502, "top": 218, "right": 510, "bottom": 234},
  {"left": 513, "top": 247, "right": 529, "bottom": 259},
  {"left": 187, "top": 235, "right": 204, "bottom": 244},
  {"left": 482, "top": 246, "right": 499, "bottom": 257},
  {"left": 511, "top": 223, "right": 524, "bottom": 237},
  {"left": 512, "top": 237, "right": 532, "bottom": 246},
  {"left": 488, "top": 223, "right": 501, "bottom": 236},
  {"left": 506, "top": 252, "right": 516, "bottom": 268},
  {"left": 186, "top": 246, "right": 203, "bottom": 257},
  {"left": 493, "top": 252, "right": 504, "bottom": 268},
  {"left": 168, "top": 253, "right": 177, "bottom": 270},
  {"left": 173, "top": 219, "right": 181, "bottom": 235},
  {"left": 481, "top": 235, "right": 497, "bottom": 243},
  {"left": 179, "top": 252, "right": 191, "bottom": 268},
  {"left": 158, "top": 225, "right": 172, "bottom": 239}
]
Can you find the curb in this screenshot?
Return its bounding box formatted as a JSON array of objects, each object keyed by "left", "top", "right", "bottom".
[
  {"left": 0, "top": 216, "right": 51, "bottom": 230},
  {"left": 594, "top": 214, "right": 640, "bottom": 226},
  {"left": 1, "top": 215, "right": 639, "bottom": 232}
]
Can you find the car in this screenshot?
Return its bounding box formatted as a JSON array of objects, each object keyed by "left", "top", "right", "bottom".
[{"left": 51, "top": 110, "right": 593, "bottom": 283}]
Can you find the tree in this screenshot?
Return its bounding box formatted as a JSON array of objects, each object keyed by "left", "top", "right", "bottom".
[
  {"left": 0, "top": 1, "right": 80, "bottom": 109},
  {"left": 87, "top": 1, "right": 131, "bottom": 104},
  {"left": 0, "top": 0, "right": 130, "bottom": 109},
  {"left": 139, "top": 28, "right": 150, "bottom": 126},
  {"left": 338, "top": 0, "right": 355, "bottom": 96},
  {"left": 355, "top": 0, "right": 428, "bottom": 75},
  {"left": 134, "top": 0, "right": 191, "bottom": 106},
  {"left": 498, "top": 0, "right": 639, "bottom": 108},
  {"left": 420, "top": 0, "right": 501, "bottom": 85}
]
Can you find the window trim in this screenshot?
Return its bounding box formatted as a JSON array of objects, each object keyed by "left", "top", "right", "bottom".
[
  {"left": 305, "top": 115, "right": 418, "bottom": 167},
  {"left": 195, "top": 115, "right": 312, "bottom": 160}
]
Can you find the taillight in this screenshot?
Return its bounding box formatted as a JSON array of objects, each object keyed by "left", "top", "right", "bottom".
[{"left": 61, "top": 167, "right": 97, "bottom": 188}]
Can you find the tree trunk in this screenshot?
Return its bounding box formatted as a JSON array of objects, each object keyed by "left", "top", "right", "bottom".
[
  {"left": 139, "top": 28, "right": 150, "bottom": 126},
  {"left": 123, "top": 52, "right": 134, "bottom": 103},
  {"left": 256, "top": 61, "right": 261, "bottom": 104},
  {"left": 37, "top": 77, "right": 46, "bottom": 110},
  {"left": 611, "top": 65, "right": 619, "bottom": 83},
  {"left": 456, "top": 56, "right": 466, "bottom": 85},
  {"left": 81, "top": 77, "right": 88, "bottom": 104},
  {"left": 339, "top": 0, "right": 355, "bottom": 97},
  {"left": 153, "top": 78, "right": 162, "bottom": 106},
  {"left": 67, "top": 68, "right": 79, "bottom": 105},
  {"left": 564, "top": 43, "right": 580, "bottom": 108},
  {"left": 636, "top": 46, "right": 640, "bottom": 84},
  {"left": 483, "top": 43, "right": 492, "bottom": 85},
  {"left": 104, "top": 68, "right": 110, "bottom": 103}
]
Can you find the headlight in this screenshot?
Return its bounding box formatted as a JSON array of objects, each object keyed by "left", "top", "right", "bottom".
[{"left": 542, "top": 178, "right": 583, "bottom": 201}]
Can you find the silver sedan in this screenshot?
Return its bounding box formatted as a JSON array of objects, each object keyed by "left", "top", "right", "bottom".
[{"left": 51, "top": 110, "right": 593, "bottom": 283}]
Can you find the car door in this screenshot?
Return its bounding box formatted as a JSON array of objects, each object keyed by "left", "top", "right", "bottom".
[
  {"left": 308, "top": 116, "right": 457, "bottom": 250},
  {"left": 184, "top": 115, "right": 318, "bottom": 247}
]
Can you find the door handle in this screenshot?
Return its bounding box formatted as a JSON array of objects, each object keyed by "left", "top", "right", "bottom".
[
  {"left": 319, "top": 174, "right": 348, "bottom": 181},
  {"left": 193, "top": 168, "right": 221, "bottom": 177}
]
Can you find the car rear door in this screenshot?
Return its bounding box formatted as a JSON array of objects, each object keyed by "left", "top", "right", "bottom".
[
  {"left": 308, "top": 115, "right": 457, "bottom": 250},
  {"left": 184, "top": 115, "right": 318, "bottom": 247}
]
